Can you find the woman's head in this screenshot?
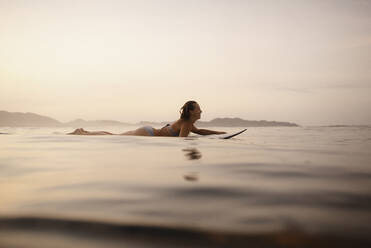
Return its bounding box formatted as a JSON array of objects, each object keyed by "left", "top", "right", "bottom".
[{"left": 180, "top": 101, "right": 202, "bottom": 120}]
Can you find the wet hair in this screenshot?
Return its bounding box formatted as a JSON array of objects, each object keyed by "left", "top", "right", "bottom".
[{"left": 180, "top": 100, "right": 197, "bottom": 120}]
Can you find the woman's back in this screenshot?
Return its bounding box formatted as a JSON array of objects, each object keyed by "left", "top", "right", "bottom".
[{"left": 157, "top": 120, "right": 182, "bottom": 137}]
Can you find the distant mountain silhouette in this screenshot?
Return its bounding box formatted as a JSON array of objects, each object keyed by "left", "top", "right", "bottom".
[
  {"left": 0, "top": 110, "right": 299, "bottom": 127},
  {"left": 0, "top": 111, "right": 61, "bottom": 127},
  {"left": 197, "top": 118, "right": 298, "bottom": 127},
  {"left": 64, "top": 119, "right": 132, "bottom": 127},
  {"left": 322, "top": 125, "right": 370, "bottom": 128}
]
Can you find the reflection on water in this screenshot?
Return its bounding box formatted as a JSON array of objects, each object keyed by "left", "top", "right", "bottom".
[
  {"left": 182, "top": 148, "right": 202, "bottom": 160},
  {"left": 182, "top": 148, "right": 202, "bottom": 182},
  {"left": 183, "top": 173, "right": 199, "bottom": 182},
  {"left": 1, "top": 126, "right": 371, "bottom": 247}
]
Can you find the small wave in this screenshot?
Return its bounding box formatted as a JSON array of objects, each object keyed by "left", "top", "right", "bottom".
[{"left": 0, "top": 216, "right": 369, "bottom": 248}]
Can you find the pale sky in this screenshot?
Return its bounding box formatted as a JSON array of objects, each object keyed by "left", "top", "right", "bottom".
[{"left": 1, "top": 0, "right": 370, "bottom": 125}]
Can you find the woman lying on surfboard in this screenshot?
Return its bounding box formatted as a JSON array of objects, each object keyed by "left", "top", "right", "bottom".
[{"left": 68, "top": 101, "right": 226, "bottom": 137}]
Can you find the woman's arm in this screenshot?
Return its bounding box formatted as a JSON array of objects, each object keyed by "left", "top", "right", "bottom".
[
  {"left": 179, "top": 123, "right": 192, "bottom": 137},
  {"left": 191, "top": 125, "right": 226, "bottom": 135}
]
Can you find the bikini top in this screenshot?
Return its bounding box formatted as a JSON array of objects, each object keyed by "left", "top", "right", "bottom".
[{"left": 164, "top": 124, "right": 179, "bottom": 137}]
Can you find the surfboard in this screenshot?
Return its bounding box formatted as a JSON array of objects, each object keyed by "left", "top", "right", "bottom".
[{"left": 219, "top": 129, "right": 247, "bottom": 139}]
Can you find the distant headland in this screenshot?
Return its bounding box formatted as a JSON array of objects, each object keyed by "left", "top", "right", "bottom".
[{"left": 0, "top": 111, "right": 299, "bottom": 127}]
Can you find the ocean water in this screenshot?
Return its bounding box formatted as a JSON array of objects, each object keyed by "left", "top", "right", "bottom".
[{"left": 1, "top": 126, "right": 371, "bottom": 247}]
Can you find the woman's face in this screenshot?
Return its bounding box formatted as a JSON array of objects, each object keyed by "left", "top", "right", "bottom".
[{"left": 190, "top": 103, "right": 202, "bottom": 120}]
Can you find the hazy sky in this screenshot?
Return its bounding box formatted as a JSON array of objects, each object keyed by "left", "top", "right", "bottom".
[{"left": 1, "top": 0, "right": 370, "bottom": 125}]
